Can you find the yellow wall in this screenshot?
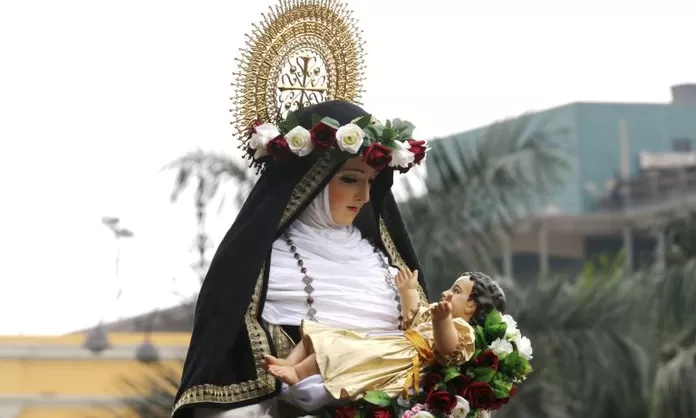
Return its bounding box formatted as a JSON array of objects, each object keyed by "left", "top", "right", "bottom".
[
  {"left": 15, "top": 406, "right": 136, "bottom": 418},
  {"left": 0, "top": 358, "right": 183, "bottom": 395},
  {"left": 0, "top": 332, "right": 190, "bottom": 418}
]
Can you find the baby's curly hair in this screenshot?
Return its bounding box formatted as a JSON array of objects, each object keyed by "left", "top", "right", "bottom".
[{"left": 463, "top": 271, "right": 506, "bottom": 327}]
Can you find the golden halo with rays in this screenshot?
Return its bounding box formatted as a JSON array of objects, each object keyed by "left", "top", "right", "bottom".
[{"left": 231, "top": 0, "right": 366, "bottom": 166}]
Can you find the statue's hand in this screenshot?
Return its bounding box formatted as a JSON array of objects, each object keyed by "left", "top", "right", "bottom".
[
  {"left": 430, "top": 301, "right": 452, "bottom": 321},
  {"left": 394, "top": 267, "right": 418, "bottom": 290}
]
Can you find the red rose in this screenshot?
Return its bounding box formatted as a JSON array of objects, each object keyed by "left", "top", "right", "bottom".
[
  {"left": 448, "top": 374, "right": 472, "bottom": 397},
  {"left": 427, "top": 390, "right": 458, "bottom": 413},
  {"left": 334, "top": 405, "right": 358, "bottom": 418},
  {"left": 395, "top": 139, "right": 427, "bottom": 173},
  {"left": 474, "top": 349, "right": 499, "bottom": 370},
  {"left": 509, "top": 385, "right": 518, "bottom": 396},
  {"left": 407, "top": 139, "right": 427, "bottom": 164},
  {"left": 310, "top": 122, "right": 337, "bottom": 149},
  {"left": 364, "top": 406, "right": 393, "bottom": 418},
  {"left": 462, "top": 381, "right": 499, "bottom": 410},
  {"left": 362, "top": 143, "right": 392, "bottom": 171},
  {"left": 266, "top": 135, "right": 295, "bottom": 161},
  {"left": 422, "top": 372, "right": 442, "bottom": 391}
]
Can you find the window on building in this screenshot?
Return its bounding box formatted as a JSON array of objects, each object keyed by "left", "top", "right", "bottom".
[{"left": 672, "top": 137, "right": 693, "bottom": 152}]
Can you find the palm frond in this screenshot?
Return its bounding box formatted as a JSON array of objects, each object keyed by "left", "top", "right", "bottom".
[
  {"left": 651, "top": 340, "right": 696, "bottom": 418},
  {"left": 654, "top": 261, "right": 696, "bottom": 335},
  {"left": 101, "top": 363, "right": 181, "bottom": 418},
  {"left": 399, "top": 113, "right": 571, "bottom": 293},
  {"left": 495, "top": 266, "right": 653, "bottom": 418},
  {"left": 648, "top": 260, "right": 696, "bottom": 418},
  {"left": 424, "top": 114, "right": 570, "bottom": 197},
  {"left": 163, "top": 149, "right": 257, "bottom": 210}
]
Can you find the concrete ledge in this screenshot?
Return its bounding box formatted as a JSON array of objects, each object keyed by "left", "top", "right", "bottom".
[
  {"left": 0, "top": 344, "right": 187, "bottom": 360},
  {"left": 0, "top": 394, "right": 139, "bottom": 407},
  {"left": 0, "top": 404, "right": 22, "bottom": 418}
]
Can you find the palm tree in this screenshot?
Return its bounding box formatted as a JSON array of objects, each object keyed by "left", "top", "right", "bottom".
[
  {"left": 413, "top": 114, "right": 696, "bottom": 418},
  {"left": 493, "top": 261, "right": 651, "bottom": 418},
  {"left": 164, "top": 149, "right": 257, "bottom": 209},
  {"left": 399, "top": 113, "right": 571, "bottom": 293},
  {"left": 648, "top": 261, "right": 696, "bottom": 418},
  {"left": 164, "top": 149, "right": 257, "bottom": 283}
]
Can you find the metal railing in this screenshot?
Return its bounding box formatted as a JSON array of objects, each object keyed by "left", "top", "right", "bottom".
[{"left": 596, "top": 168, "right": 696, "bottom": 211}]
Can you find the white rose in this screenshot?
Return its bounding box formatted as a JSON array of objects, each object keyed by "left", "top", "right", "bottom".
[
  {"left": 388, "top": 140, "right": 416, "bottom": 168},
  {"left": 489, "top": 338, "right": 514, "bottom": 359},
  {"left": 502, "top": 314, "right": 520, "bottom": 340},
  {"left": 335, "top": 123, "right": 365, "bottom": 154},
  {"left": 450, "top": 396, "right": 471, "bottom": 418},
  {"left": 285, "top": 126, "right": 314, "bottom": 157},
  {"left": 249, "top": 123, "right": 281, "bottom": 159},
  {"left": 515, "top": 334, "right": 534, "bottom": 360}
]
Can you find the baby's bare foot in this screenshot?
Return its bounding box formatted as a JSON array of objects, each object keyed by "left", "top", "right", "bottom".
[
  {"left": 263, "top": 354, "right": 291, "bottom": 367},
  {"left": 268, "top": 365, "right": 300, "bottom": 385}
]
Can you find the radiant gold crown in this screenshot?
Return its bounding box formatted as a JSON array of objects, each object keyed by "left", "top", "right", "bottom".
[{"left": 231, "top": 0, "right": 366, "bottom": 153}]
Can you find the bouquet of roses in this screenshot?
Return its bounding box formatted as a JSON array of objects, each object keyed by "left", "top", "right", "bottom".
[{"left": 318, "top": 309, "right": 533, "bottom": 418}]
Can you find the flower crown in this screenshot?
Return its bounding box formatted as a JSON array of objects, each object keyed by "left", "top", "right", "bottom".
[{"left": 244, "top": 111, "right": 429, "bottom": 173}]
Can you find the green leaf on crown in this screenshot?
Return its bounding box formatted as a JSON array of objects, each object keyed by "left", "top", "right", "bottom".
[
  {"left": 364, "top": 125, "right": 383, "bottom": 144},
  {"left": 363, "top": 391, "right": 392, "bottom": 407},
  {"left": 284, "top": 111, "right": 300, "bottom": 132},
  {"left": 391, "top": 118, "right": 415, "bottom": 140},
  {"left": 367, "top": 123, "right": 384, "bottom": 138},
  {"left": 382, "top": 127, "right": 395, "bottom": 142},
  {"left": 354, "top": 115, "right": 373, "bottom": 129},
  {"left": 311, "top": 113, "right": 323, "bottom": 127},
  {"left": 320, "top": 116, "right": 340, "bottom": 130}
]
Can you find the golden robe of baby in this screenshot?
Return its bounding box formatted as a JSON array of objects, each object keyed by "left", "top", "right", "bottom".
[{"left": 264, "top": 269, "right": 479, "bottom": 400}]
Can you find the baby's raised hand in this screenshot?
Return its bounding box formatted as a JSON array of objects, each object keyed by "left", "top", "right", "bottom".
[
  {"left": 430, "top": 301, "right": 452, "bottom": 320},
  {"left": 394, "top": 267, "right": 418, "bottom": 290}
]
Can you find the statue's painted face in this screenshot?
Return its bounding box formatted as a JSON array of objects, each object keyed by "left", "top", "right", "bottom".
[
  {"left": 327, "top": 158, "right": 376, "bottom": 225},
  {"left": 441, "top": 275, "right": 477, "bottom": 321}
]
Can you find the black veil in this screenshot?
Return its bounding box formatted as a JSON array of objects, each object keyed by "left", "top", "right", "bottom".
[{"left": 173, "top": 101, "right": 429, "bottom": 417}]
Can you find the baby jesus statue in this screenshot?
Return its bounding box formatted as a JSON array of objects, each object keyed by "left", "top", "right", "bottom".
[{"left": 263, "top": 268, "right": 485, "bottom": 402}]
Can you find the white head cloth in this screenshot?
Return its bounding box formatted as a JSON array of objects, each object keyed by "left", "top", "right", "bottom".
[{"left": 262, "top": 186, "right": 400, "bottom": 332}]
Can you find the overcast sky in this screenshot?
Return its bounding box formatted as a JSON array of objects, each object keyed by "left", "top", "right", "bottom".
[{"left": 0, "top": 0, "right": 694, "bottom": 335}]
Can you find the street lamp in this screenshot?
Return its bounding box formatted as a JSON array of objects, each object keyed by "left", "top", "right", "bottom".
[
  {"left": 83, "top": 321, "right": 111, "bottom": 354},
  {"left": 135, "top": 311, "right": 160, "bottom": 364},
  {"left": 83, "top": 217, "right": 134, "bottom": 354}
]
